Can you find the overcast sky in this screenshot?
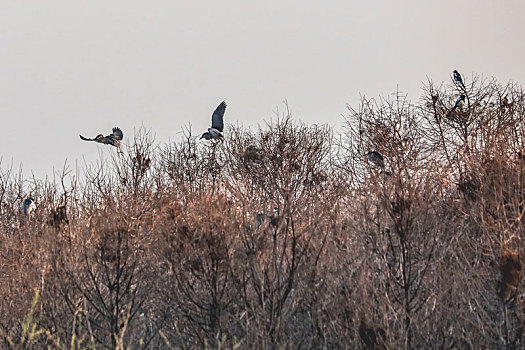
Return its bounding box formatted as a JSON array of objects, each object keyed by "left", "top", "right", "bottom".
[{"left": 1, "top": 0, "right": 524, "bottom": 178}]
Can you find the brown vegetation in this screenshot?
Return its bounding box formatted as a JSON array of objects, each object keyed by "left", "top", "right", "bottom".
[
  {"left": 1, "top": 76, "right": 525, "bottom": 348},
  {"left": 500, "top": 247, "right": 521, "bottom": 302}
]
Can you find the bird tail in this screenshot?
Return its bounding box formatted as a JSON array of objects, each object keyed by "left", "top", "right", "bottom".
[{"left": 79, "top": 135, "right": 92, "bottom": 141}]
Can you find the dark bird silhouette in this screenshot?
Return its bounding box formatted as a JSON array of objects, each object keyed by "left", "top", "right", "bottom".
[
  {"left": 48, "top": 205, "right": 68, "bottom": 229},
  {"left": 366, "top": 151, "right": 385, "bottom": 169},
  {"left": 453, "top": 70, "right": 465, "bottom": 88},
  {"left": 359, "top": 319, "right": 387, "bottom": 350},
  {"left": 200, "top": 101, "right": 226, "bottom": 140},
  {"left": 80, "top": 127, "right": 124, "bottom": 151},
  {"left": 269, "top": 207, "right": 280, "bottom": 228},
  {"left": 243, "top": 144, "right": 264, "bottom": 164}
]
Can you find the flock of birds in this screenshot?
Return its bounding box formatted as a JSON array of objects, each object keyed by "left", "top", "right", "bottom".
[
  {"left": 78, "top": 101, "right": 227, "bottom": 152},
  {"left": 365, "top": 69, "right": 467, "bottom": 172},
  {"left": 20, "top": 101, "right": 228, "bottom": 219},
  {"left": 21, "top": 70, "right": 468, "bottom": 216}
]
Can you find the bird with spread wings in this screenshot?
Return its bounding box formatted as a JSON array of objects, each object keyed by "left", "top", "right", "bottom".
[
  {"left": 80, "top": 127, "right": 124, "bottom": 152},
  {"left": 200, "top": 101, "right": 226, "bottom": 140}
]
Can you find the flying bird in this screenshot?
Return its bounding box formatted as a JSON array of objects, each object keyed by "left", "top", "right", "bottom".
[
  {"left": 366, "top": 151, "right": 385, "bottom": 169},
  {"left": 23, "top": 198, "right": 35, "bottom": 217},
  {"left": 80, "top": 127, "right": 124, "bottom": 151},
  {"left": 453, "top": 70, "right": 465, "bottom": 88},
  {"left": 200, "top": 101, "right": 226, "bottom": 140}
]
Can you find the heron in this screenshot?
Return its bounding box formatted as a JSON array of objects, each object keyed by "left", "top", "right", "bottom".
[
  {"left": 200, "top": 101, "right": 226, "bottom": 140},
  {"left": 80, "top": 127, "right": 124, "bottom": 152},
  {"left": 366, "top": 151, "right": 385, "bottom": 169},
  {"left": 453, "top": 70, "right": 465, "bottom": 88}
]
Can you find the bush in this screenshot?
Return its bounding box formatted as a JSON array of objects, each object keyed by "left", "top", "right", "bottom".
[{"left": 1, "top": 76, "right": 525, "bottom": 349}]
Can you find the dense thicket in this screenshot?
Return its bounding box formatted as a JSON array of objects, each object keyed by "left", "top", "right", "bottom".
[{"left": 1, "top": 75, "right": 525, "bottom": 349}]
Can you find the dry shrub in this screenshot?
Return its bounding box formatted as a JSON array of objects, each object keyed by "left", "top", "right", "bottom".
[
  {"left": 499, "top": 247, "right": 521, "bottom": 302},
  {"left": 1, "top": 77, "right": 525, "bottom": 349}
]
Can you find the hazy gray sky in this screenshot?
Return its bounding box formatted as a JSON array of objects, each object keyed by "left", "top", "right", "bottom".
[{"left": 1, "top": 1, "right": 524, "bottom": 177}]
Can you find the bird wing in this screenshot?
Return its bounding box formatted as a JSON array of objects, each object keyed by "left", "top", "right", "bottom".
[
  {"left": 112, "top": 127, "right": 124, "bottom": 140},
  {"left": 79, "top": 135, "right": 93, "bottom": 141},
  {"left": 211, "top": 101, "right": 226, "bottom": 132},
  {"left": 374, "top": 152, "right": 384, "bottom": 162},
  {"left": 374, "top": 153, "right": 385, "bottom": 168}
]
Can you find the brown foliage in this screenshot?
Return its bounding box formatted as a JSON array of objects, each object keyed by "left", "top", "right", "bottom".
[
  {"left": 499, "top": 247, "right": 522, "bottom": 302},
  {"left": 2, "top": 77, "right": 525, "bottom": 348}
]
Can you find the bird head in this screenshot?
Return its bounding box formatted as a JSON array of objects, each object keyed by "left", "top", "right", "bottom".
[
  {"left": 366, "top": 151, "right": 381, "bottom": 159},
  {"left": 200, "top": 133, "right": 211, "bottom": 140}
]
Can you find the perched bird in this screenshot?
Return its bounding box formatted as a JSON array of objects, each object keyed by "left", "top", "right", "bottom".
[
  {"left": 243, "top": 144, "right": 263, "bottom": 163},
  {"left": 269, "top": 207, "right": 280, "bottom": 228},
  {"left": 449, "top": 95, "right": 466, "bottom": 115},
  {"left": 80, "top": 127, "right": 124, "bottom": 151},
  {"left": 453, "top": 70, "right": 465, "bottom": 88},
  {"left": 359, "top": 318, "right": 387, "bottom": 350},
  {"left": 48, "top": 205, "right": 68, "bottom": 229},
  {"left": 255, "top": 213, "right": 266, "bottom": 228},
  {"left": 22, "top": 198, "right": 36, "bottom": 217},
  {"left": 200, "top": 101, "right": 226, "bottom": 140},
  {"left": 366, "top": 151, "right": 385, "bottom": 169}
]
